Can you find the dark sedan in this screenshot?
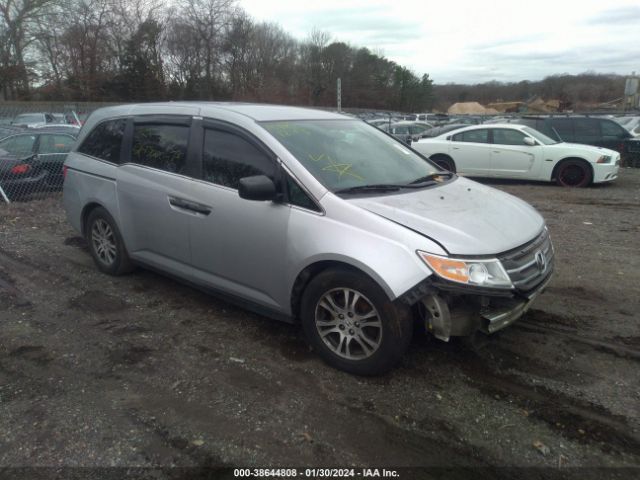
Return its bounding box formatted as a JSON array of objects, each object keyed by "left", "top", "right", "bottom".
[
  {"left": 0, "top": 127, "right": 77, "bottom": 201},
  {"left": 420, "top": 123, "right": 469, "bottom": 138}
]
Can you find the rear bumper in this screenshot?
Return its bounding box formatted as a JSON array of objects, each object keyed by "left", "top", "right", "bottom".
[{"left": 0, "top": 171, "right": 47, "bottom": 189}]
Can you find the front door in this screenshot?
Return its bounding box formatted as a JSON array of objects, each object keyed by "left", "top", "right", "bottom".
[
  {"left": 186, "top": 121, "right": 291, "bottom": 312},
  {"left": 490, "top": 128, "right": 541, "bottom": 178}
]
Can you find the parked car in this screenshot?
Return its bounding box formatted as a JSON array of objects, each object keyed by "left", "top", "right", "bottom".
[
  {"left": 495, "top": 115, "right": 640, "bottom": 166},
  {"left": 420, "top": 123, "right": 468, "bottom": 138},
  {"left": 0, "top": 127, "right": 78, "bottom": 200},
  {"left": 615, "top": 116, "right": 640, "bottom": 137},
  {"left": 28, "top": 123, "right": 81, "bottom": 133},
  {"left": 447, "top": 116, "right": 484, "bottom": 125},
  {"left": 0, "top": 125, "right": 25, "bottom": 139},
  {"left": 379, "top": 121, "right": 433, "bottom": 144},
  {"left": 366, "top": 118, "right": 392, "bottom": 128},
  {"left": 413, "top": 124, "right": 620, "bottom": 187},
  {"left": 10, "top": 112, "right": 55, "bottom": 127},
  {"left": 63, "top": 103, "right": 554, "bottom": 375},
  {"left": 408, "top": 113, "right": 450, "bottom": 125}
]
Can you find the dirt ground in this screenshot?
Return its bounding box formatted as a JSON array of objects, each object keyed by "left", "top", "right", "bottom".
[{"left": 1, "top": 169, "right": 639, "bottom": 477}]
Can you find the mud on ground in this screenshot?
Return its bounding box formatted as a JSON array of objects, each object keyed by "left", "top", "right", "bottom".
[{"left": 0, "top": 170, "right": 639, "bottom": 475}]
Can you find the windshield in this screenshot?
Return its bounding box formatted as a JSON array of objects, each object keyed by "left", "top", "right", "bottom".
[
  {"left": 262, "top": 120, "right": 441, "bottom": 192},
  {"left": 522, "top": 126, "right": 559, "bottom": 145}
]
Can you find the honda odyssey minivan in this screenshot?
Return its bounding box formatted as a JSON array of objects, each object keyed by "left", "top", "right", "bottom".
[{"left": 63, "top": 103, "right": 554, "bottom": 375}]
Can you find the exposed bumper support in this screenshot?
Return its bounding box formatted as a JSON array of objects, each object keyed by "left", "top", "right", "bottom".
[
  {"left": 418, "top": 273, "right": 553, "bottom": 341},
  {"left": 480, "top": 275, "right": 551, "bottom": 333}
]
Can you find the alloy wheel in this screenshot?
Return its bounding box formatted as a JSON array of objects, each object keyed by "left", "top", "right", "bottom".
[
  {"left": 91, "top": 219, "right": 117, "bottom": 266},
  {"left": 314, "top": 288, "right": 383, "bottom": 360},
  {"left": 559, "top": 164, "right": 587, "bottom": 187}
]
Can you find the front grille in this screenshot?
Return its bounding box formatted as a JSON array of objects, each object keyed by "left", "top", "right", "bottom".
[{"left": 499, "top": 229, "right": 554, "bottom": 293}]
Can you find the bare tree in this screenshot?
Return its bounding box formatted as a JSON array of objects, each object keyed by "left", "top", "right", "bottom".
[
  {"left": 0, "top": 0, "right": 60, "bottom": 98},
  {"left": 181, "top": 0, "right": 237, "bottom": 99}
]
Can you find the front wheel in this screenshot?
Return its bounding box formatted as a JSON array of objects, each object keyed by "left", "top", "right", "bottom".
[
  {"left": 300, "top": 269, "right": 413, "bottom": 375},
  {"left": 555, "top": 160, "right": 592, "bottom": 187}
]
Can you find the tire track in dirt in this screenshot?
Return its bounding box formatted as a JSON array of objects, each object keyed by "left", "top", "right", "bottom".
[{"left": 426, "top": 342, "right": 640, "bottom": 457}]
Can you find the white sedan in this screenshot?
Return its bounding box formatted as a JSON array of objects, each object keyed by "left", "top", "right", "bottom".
[{"left": 412, "top": 124, "right": 620, "bottom": 187}]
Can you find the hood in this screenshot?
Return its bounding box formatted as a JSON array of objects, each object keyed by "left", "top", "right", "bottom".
[
  {"left": 347, "top": 177, "right": 544, "bottom": 256},
  {"left": 554, "top": 142, "right": 619, "bottom": 156}
]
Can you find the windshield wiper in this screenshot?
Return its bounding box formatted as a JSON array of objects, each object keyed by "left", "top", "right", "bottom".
[
  {"left": 335, "top": 174, "right": 454, "bottom": 194},
  {"left": 334, "top": 184, "right": 402, "bottom": 194},
  {"left": 408, "top": 172, "right": 453, "bottom": 185}
]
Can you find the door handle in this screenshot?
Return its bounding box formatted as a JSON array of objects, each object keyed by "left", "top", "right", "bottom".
[
  {"left": 169, "top": 196, "right": 212, "bottom": 216},
  {"left": 492, "top": 151, "right": 501, "bottom": 153},
  {"left": 452, "top": 147, "right": 460, "bottom": 150},
  {"left": 184, "top": 202, "right": 212, "bottom": 215}
]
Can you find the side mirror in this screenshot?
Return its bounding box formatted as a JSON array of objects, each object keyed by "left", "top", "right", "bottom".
[
  {"left": 238, "top": 175, "right": 278, "bottom": 201},
  {"left": 523, "top": 137, "right": 536, "bottom": 146}
]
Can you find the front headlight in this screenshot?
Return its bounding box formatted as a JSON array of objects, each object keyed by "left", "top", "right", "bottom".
[
  {"left": 417, "top": 251, "right": 513, "bottom": 288},
  {"left": 596, "top": 155, "right": 612, "bottom": 164}
]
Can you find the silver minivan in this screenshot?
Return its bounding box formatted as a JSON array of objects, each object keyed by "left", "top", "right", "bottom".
[{"left": 63, "top": 103, "right": 554, "bottom": 375}]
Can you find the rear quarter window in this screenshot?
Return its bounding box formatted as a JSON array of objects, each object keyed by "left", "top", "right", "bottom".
[
  {"left": 601, "top": 119, "right": 629, "bottom": 139},
  {"left": 78, "top": 119, "right": 127, "bottom": 163}
]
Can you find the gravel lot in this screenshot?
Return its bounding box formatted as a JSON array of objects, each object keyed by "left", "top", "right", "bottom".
[{"left": 1, "top": 170, "right": 639, "bottom": 477}]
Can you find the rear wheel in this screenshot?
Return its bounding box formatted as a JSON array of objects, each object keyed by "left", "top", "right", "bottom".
[
  {"left": 85, "top": 207, "right": 134, "bottom": 275},
  {"left": 301, "top": 268, "right": 413, "bottom": 375},
  {"left": 431, "top": 155, "right": 456, "bottom": 173},
  {"left": 555, "top": 159, "right": 592, "bottom": 187}
]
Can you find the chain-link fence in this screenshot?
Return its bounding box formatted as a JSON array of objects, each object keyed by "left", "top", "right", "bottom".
[
  {"left": 0, "top": 102, "right": 116, "bottom": 203},
  {"left": 1, "top": 103, "right": 639, "bottom": 204}
]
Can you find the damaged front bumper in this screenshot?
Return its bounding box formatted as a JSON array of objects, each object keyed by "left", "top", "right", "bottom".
[
  {"left": 401, "top": 270, "right": 553, "bottom": 342},
  {"left": 478, "top": 274, "right": 552, "bottom": 334}
]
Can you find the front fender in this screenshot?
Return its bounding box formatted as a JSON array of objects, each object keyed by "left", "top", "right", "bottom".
[{"left": 284, "top": 194, "right": 443, "bottom": 313}]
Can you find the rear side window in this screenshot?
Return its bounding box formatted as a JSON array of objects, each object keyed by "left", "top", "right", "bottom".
[
  {"left": 38, "top": 134, "right": 75, "bottom": 154},
  {"left": 78, "top": 119, "right": 126, "bottom": 163},
  {"left": 0, "top": 134, "right": 36, "bottom": 156},
  {"left": 202, "top": 129, "right": 274, "bottom": 189},
  {"left": 131, "top": 124, "right": 189, "bottom": 174},
  {"left": 573, "top": 118, "right": 600, "bottom": 143},
  {"left": 452, "top": 129, "right": 489, "bottom": 143}
]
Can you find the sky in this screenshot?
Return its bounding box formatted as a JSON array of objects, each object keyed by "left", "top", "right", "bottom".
[{"left": 238, "top": 0, "right": 640, "bottom": 84}]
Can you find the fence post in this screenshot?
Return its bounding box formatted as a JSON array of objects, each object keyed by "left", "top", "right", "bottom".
[{"left": 0, "top": 185, "right": 10, "bottom": 204}]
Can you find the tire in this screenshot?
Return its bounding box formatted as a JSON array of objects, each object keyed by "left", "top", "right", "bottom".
[
  {"left": 431, "top": 155, "right": 456, "bottom": 173},
  {"left": 300, "top": 268, "right": 413, "bottom": 375},
  {"left": 85, "top": 207, "right": 134, "bottom": 275},
  {"left": 555, "top": 159, "right": 592, "bottom": 187}
]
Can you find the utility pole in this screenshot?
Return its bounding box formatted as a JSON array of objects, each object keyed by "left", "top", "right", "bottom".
[
  {"left": 337, "top": 78, "right": 342, "bottom": 112},
  {"left": 624, "top": 71, "right": 639, "bottom": 111}
]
